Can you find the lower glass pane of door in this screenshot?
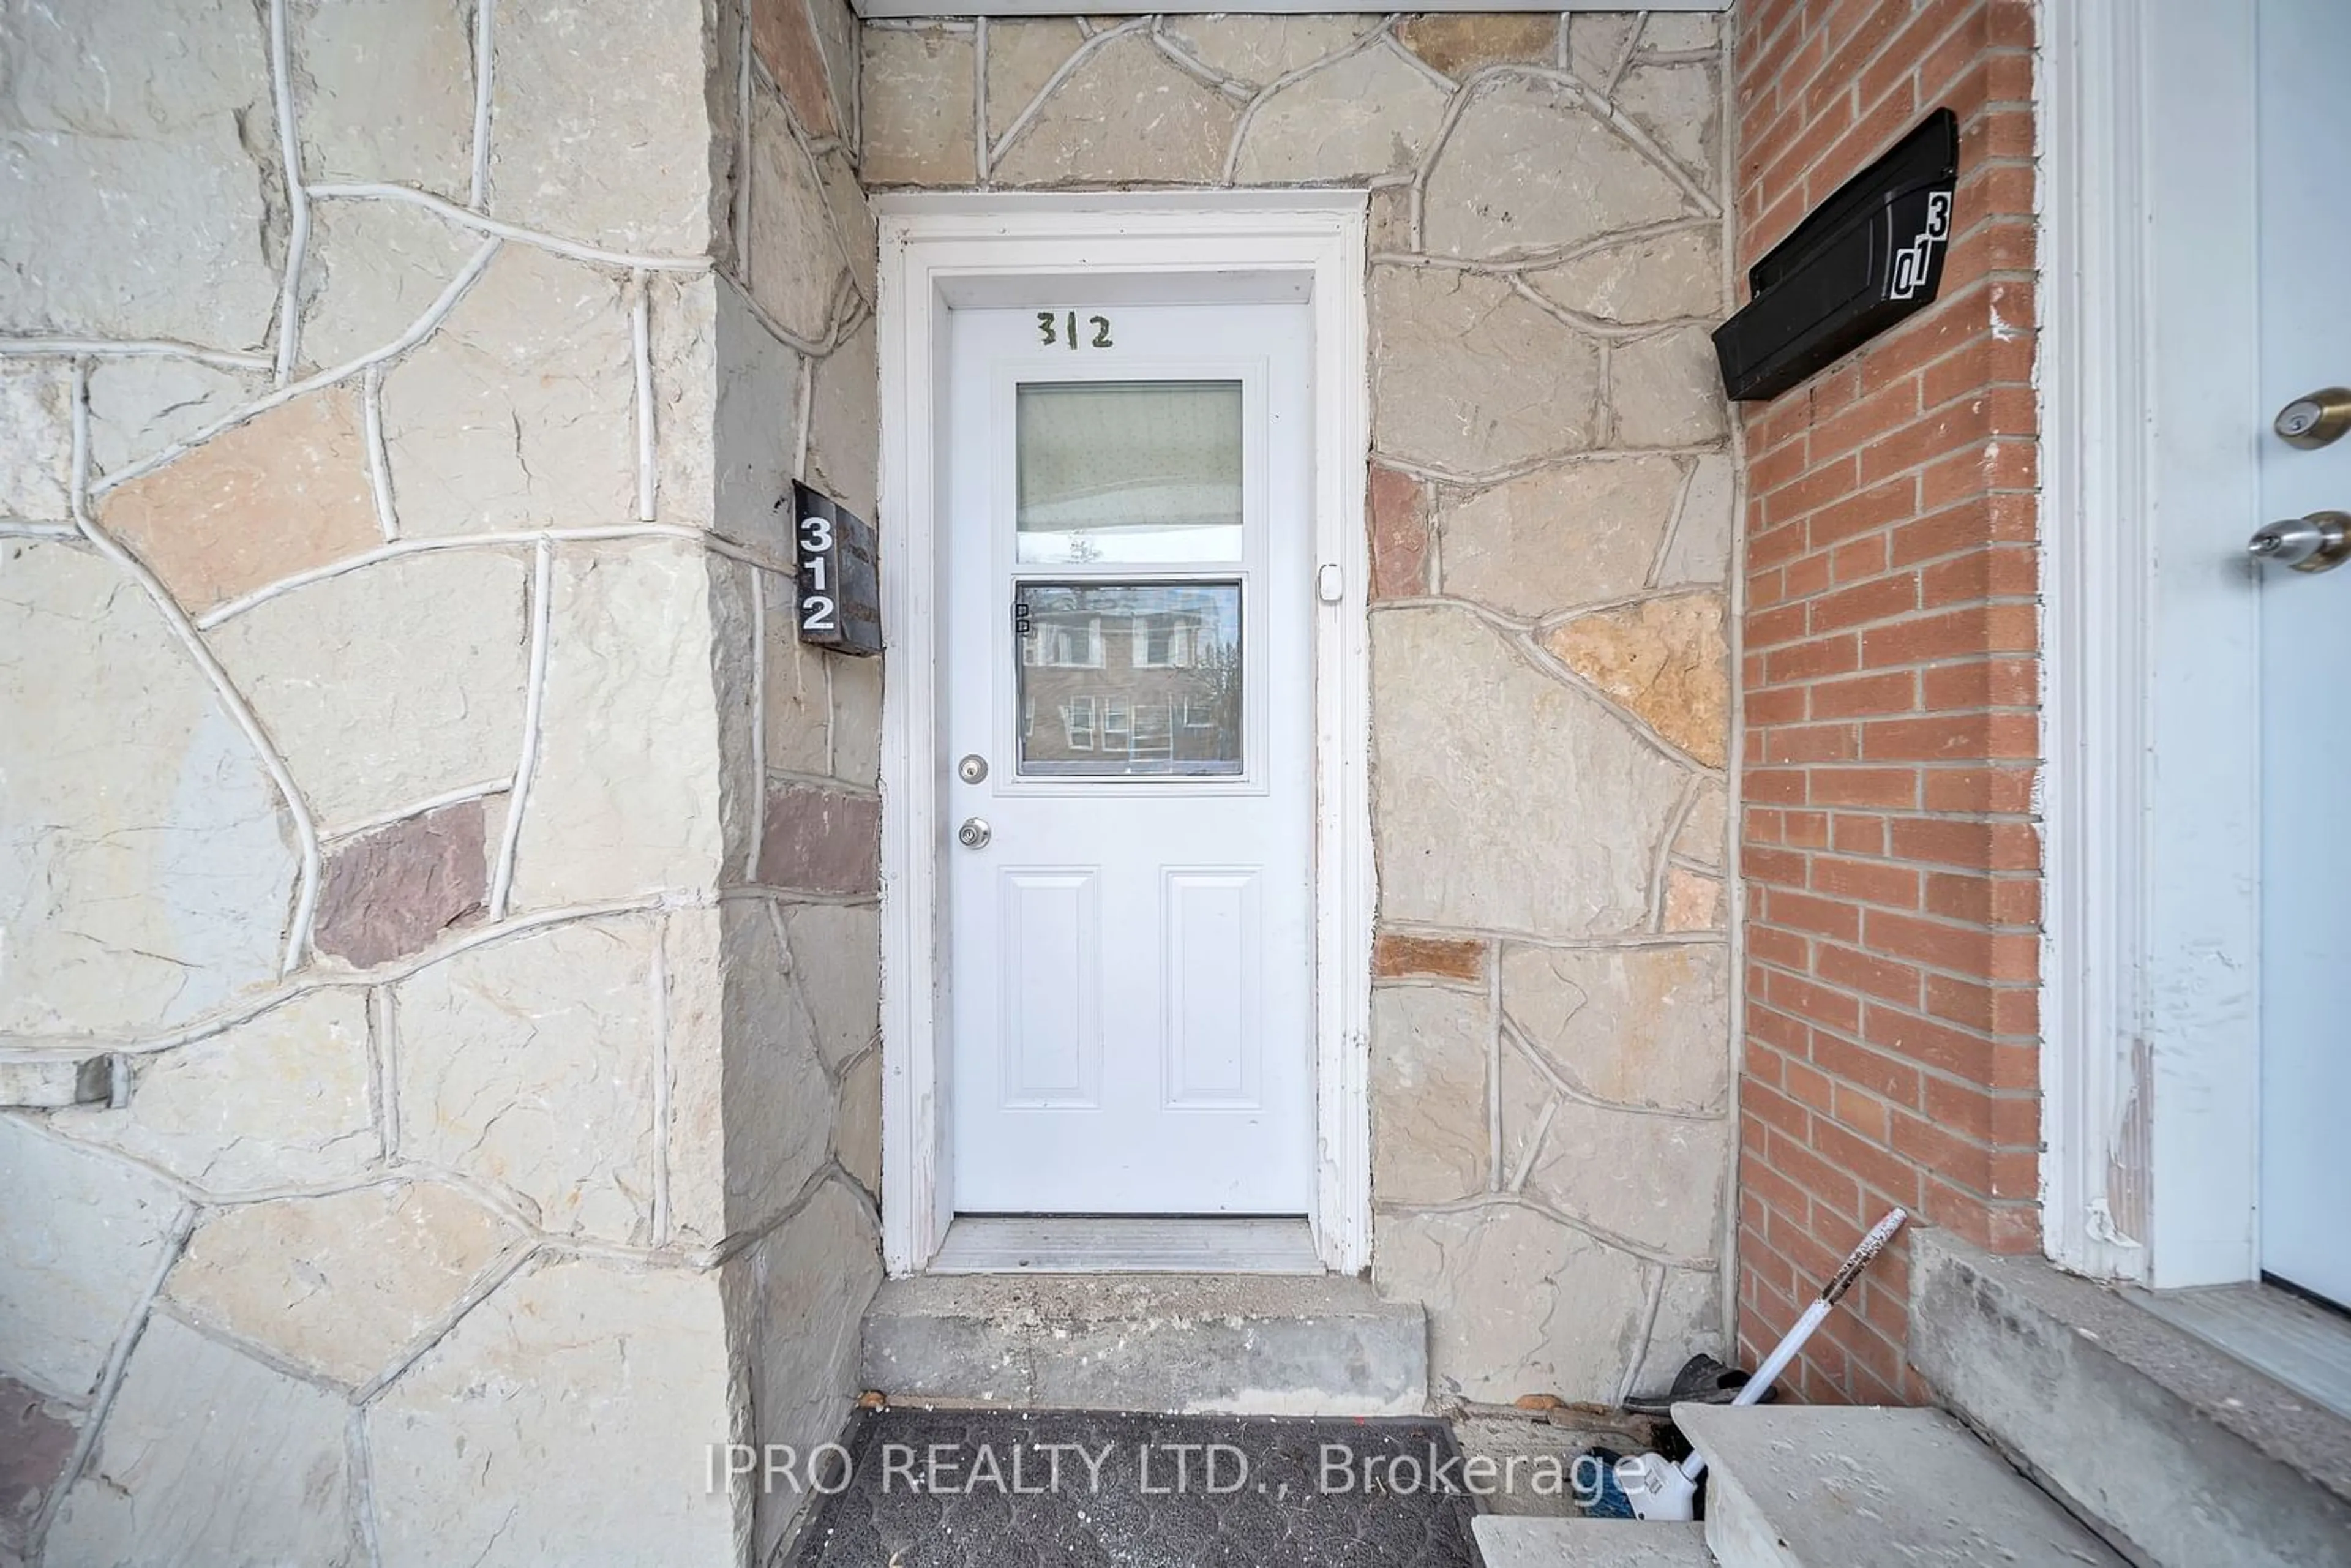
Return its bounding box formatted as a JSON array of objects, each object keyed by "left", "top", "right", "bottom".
[{"left": 1016, "top": 582, "right": 1242, "bottom": 777}]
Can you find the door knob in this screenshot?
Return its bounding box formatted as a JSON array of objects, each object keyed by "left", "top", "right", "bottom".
[
  {"left": 2274, "top": 388, "right": 2351, "bottom": 449},
  {"left": 956, "top": 817, "right": 992, "bottom": 849},
  {"left": 2248, "top": 512, "right": 2351, "bottom": 574}
]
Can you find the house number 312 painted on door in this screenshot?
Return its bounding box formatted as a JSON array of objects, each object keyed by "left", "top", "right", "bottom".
[{"left": 1038, "top": 311, "right": 1112, "bottom": 349}]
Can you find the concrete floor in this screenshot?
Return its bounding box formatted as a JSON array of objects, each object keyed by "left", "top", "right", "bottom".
[
  {"left": 776, "top": 1405, "right": 1691, "bottom": 1566},
  {"left": 782, "top": 1408, "right": 1484, "bottom": 1567}
]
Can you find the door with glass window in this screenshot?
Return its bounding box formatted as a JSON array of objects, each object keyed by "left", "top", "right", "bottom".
[
  {"left": 2252, "top": 0, "right": 2351, "bottom": 1306},
  {"left": 942, "top": 298, "right": 1315, "bottom": 1212}
]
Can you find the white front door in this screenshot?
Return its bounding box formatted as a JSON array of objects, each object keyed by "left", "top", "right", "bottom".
[
  {"left": 2254, "top": 0, "right": 2351, "bottom": 1306},
  {"left": 941, "top": 296, "right": 1316, "bottom": 1214}
]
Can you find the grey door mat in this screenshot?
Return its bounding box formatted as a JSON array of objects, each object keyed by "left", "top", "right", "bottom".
[{"left": 782, "top": 1408, "right": 1485, "bottom": 1567}]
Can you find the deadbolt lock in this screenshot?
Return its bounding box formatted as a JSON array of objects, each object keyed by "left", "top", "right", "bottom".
[
  {"left": 957, "top": 754, "right": 988, "bottom": 785},
  {"left": 2274, "top": 388, "right": 2351, "bottom": 449},
  {"left": 2248, "top": 511, "right": 2351, "bottom": 574}
]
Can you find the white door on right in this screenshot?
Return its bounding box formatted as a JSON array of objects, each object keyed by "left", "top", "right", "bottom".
[{"left": 2254, "top": 0, "right": 2351, "bottom": 1307}]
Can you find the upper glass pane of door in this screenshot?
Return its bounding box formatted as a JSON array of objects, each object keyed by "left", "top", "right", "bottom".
[{"left": 1016, "top": 380, "right": 1243, "bottom": 564}]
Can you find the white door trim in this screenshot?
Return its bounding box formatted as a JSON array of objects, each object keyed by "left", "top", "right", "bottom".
[
  {"left": 2040, "top": 0, "right": 2264, "bottom": 1287},
  {"left": 872, "top": 192, "right": 1373, "bottom": 1276}
]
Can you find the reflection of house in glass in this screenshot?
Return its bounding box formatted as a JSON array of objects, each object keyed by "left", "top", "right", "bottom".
[{"left": 1018, "top": 582, "right": 1243, "bottom": 776}]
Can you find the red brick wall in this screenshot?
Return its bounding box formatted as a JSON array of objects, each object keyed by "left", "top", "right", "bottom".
[{"left": 1731, "top": 0, "right": 2039, "bottom": 1405}]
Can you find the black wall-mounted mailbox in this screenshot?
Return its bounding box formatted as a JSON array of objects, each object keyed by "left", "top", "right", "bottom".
[{"left": 1712, "top": 107, "right": 1959, "bottom": 402}]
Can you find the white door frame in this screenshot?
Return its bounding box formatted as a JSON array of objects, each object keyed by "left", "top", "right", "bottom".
[
  {"left": 871, "top": 192, "right": 1373, "bottom": 1276},
  {"left": 2041, "top": 0, "right": 2265, "bottom": 1287}
]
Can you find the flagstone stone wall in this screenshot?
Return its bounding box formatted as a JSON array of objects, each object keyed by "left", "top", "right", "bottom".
[
  {"left": 864, "top": 10, "right": 1739, "bottom": 1408},
  {"left": 0, "top": 0, "right": 880, "bottom": 1562},
  {"left": 2, "top": 5, "right": 1735, "bottom": 1551}
]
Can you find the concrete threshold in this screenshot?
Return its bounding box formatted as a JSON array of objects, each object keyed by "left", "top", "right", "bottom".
[{"left": 860, "top": 1272, "right": 1427, "bottom": 1417}]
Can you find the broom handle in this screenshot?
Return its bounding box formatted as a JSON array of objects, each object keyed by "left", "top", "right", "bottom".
[
  {"left": 1676, "top": 1207, "right": 1907, "bottom": 1483},
  {"left": 1735, "top": 1296, "right": 1834, "bottom": 1411}
]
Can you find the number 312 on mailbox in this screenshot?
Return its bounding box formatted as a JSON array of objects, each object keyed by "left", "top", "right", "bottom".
[{"left": 789, "top": 482, "right": 881, "bottom": 655}]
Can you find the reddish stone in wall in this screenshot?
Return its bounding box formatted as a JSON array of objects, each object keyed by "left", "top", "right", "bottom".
[
  {"left": 1372, "top": 932, "right": 1486, "bottom": 984},
  {"left": 1367, "top": 463, "right": 1431, "bottom": 601},
  {"left": 751, "top": 0, "right": 839, "bottom": 135},
  {"left": 758, "top": 781, "right": 880, "bottom": 895},
  {"left": 2, "top": 1373, "right": 79, "bottom": 1549},
  {"left": 313, "top": 799, "right": 488, "bottom": 969},
  {"left": 97, "top": 388, "right": 381, "bottom": 615}
]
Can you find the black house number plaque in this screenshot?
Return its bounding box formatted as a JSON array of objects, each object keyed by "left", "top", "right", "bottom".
[{"left": 790, "top": 482, "right": 880, "bottom": 655}]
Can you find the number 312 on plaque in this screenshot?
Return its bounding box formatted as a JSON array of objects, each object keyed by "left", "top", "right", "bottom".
[{"left": 791, "top": 482, "right": 880, "bottom": 655}]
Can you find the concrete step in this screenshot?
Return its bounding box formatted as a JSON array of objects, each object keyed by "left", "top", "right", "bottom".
[
  {"left": 1675, "top": 1403, "right": 2126, "bottom": 1568},
  {"left": 1910, "top": 1228, "right": 2351, "bottom": 1567},
  {"left": 1471, "top": 1517, "right": 1712, "bottom": 1566},
  {"left": 859, "top": 1272, "right": 1425, "bottom": 1416}
]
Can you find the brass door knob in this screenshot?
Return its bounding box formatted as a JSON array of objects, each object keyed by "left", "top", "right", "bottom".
[{"left": 2274, "top": 388, "right": 2351, "bottom": 449}]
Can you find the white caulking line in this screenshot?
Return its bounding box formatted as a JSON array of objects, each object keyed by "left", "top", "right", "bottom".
[
  {"left": 306, "top": 183, "right": 714, "bottom": 272},
  {"left": 67, "top": 362, "right": 87, "bottom": 527},
  {"left": 650, "top": 915, "right": 672, "bottom": 1247},
  {"left": 698, "top": 529, "right": 795, "bottom": 574},
  {"left": 1509, "top": 1094, "right": 1561, "bottom": 1195},
  {"left": 989, "top": 18, "right": 1150, "bottom": 170},
  {"left": 793, "top": 354, "right": 816, "bottom": 481},
  {"left": 1221, "top": 19, "right": 1392, "bottom": 185},
  {"left": 268, "top": 0, "right": 311, "bottom": 386},
  {"left": 731, "top": 12, "right": 754, "bottom": 263},
  {"left": 366, "top": 986, "right": 398, "bottom": 1159},
  {"left": 91, "top": 239, "right": 501, "bottom": 501},
  {"left": 820, "top": 621, "right": 838, "bottom": 778},
  {"left": 1385, "top": 27, "right": 1457, "bottom": 94},
  {"left": 746, "top": 585, "right": 767, "bottom": 882},
  {"left": 1504, "top": 274, "right": 1697, "bottom": 341},
  {"left": 69, "top": 364, "right": 324, "bottom": 978},
  {"left": 1616, "top": 1266, "right": 1667, "bottom": 1407},
  {"left": 973, "top": 16, "right": 991, "bottom": 183},
  {"left": 783, "top": 112, "right": 870, "bottom": 315},
  {"left": 354, "top": 1239, "right": 538, "bottom": 1406},
  {"left": 6, "top": 893, "right": 688, "bottom": 1062},
  {"left": 1602, "top": 12, "right": 1643, "bottom": 101},
  {"left": 0, "top": 339, "right": 273, "bottom": 370},
  {"left": 470, "top": 0, "right": 495, "bottom": 208},
  {"left": 193, "top": 524, "right": 792, "bottom": 630},
  {"left": 1478, "top": 57, "right": 1719, "bottom": 219},
  {"left": 362, "top": 364, "right": 397, "bottom": 541},
  {"left": 1147, "top": 21, "right": 1253, "bottom": 104},
  {"left": 320, "top": 776, "right": 516, "bottom": 845},
  {"left": 345, "top": 1408, "right": 384, "bottom": 1568},
  {"left": 32, "top": 1207, "right": 193, "bottom": 1546},
  {"left": 632, "top": 272, "right": 656, "bottom": 522},
  {"left": 733, "top": 277, "right": 852, "bottom": 360},
  {"left": 197, "top": 535, "right": 522, "bottom": 628},
  {"left": 1649, "top": 459, "right": 1702, "bottom": 590},
  {"left": 487, "top": 538, "right": 553, "bottom": 920}
]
